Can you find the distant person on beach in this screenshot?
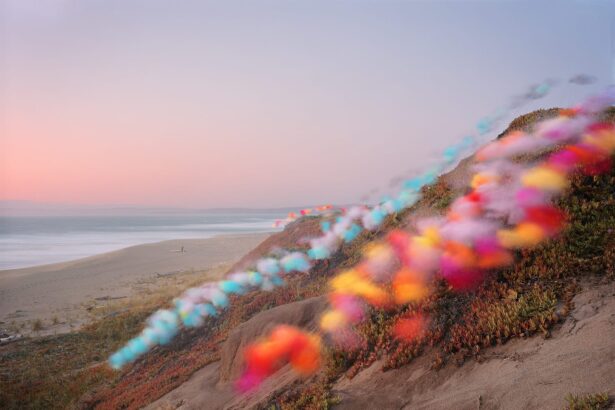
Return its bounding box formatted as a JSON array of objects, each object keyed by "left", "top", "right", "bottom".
[{"left": 180, "top": 246, "right": 185, "bottom": 253}]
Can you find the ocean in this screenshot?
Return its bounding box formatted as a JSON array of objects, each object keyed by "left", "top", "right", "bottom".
[{"left": 0, "top": 210, "right": 284, "bottom": 270}]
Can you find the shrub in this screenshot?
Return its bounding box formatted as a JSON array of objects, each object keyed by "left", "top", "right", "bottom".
[{"left": 565, "top": 392, "right": 610, "bottom": 410}]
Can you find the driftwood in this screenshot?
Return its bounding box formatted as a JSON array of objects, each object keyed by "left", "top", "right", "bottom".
[{"left": 0, "top": 333, "right": 23, "bottom": 345}]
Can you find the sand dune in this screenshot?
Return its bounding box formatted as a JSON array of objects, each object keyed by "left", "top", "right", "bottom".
[
  {"left": 148, "top": 280, "right": 615, "bottom": 410},
  {"left": 0, "top": 233, "right": 269, "bottom": 335}
]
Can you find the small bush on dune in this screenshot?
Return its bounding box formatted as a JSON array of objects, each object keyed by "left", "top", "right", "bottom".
[{"left": 565, "top": 392, "right": 610, "bottom": 410}]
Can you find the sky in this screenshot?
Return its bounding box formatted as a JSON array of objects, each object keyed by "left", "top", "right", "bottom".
[{"left": 1, "top": 0, "right": 614, "bottom": 209}]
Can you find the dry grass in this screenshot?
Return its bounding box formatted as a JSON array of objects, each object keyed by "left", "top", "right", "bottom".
[
  {"left": 90, "top": 264, "right": 229, "bottom": 321},
  {"left": 0, "top": 265, "right": 229, "bottom": 410},
  {"left": 31, "top": 319, "right": 44, "bottom": 333},
  {"left": 565, "top": 392, "right": 611, "bottom": 410},
  {"left": 497, "top": 107, "right": 561, "bottom": 138}
]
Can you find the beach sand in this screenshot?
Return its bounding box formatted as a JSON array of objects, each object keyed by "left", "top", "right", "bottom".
[{"left": 0, "top": 233, "right": 269, "bottom": 336}]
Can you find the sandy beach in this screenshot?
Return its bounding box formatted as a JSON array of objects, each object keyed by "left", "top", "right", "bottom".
[{"left": 0, "top": 233, "right": 269, "bottom": 335}]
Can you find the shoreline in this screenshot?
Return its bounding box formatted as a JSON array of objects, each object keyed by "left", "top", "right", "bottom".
[
  {"left": 0, "top": 232, "right": 273, "bottom": 277},
  {"left": 0, "top": 233, "right": 270, "bottom": 336}
]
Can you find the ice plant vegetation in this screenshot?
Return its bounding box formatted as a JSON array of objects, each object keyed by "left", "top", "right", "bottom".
[
  {"left": 237, "top": 88, "right": 615, "bottom": 390},
  {"left": 107, "top": 79, "right": 611, "bottom": 394}
]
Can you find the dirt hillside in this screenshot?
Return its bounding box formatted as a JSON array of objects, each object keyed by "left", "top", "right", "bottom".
[
  {"left": 149, "top": 280, "right": 615, "bottom": 410},
  {"left": 75, "top": 107, "right": 615, "bottom": 410}
]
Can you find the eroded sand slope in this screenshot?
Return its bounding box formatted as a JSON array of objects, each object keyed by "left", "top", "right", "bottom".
[{"left": 149, "top": 280, "right": 615, "bottom": 410}]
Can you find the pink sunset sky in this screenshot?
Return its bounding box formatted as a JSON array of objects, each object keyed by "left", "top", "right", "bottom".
[{"left": 1, "top": 0, "right": 614, "bottom": 209}]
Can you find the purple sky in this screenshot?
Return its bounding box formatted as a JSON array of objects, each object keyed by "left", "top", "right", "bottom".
[{"left": 2, "top": 0, "right": 614, "bottom": 208}]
